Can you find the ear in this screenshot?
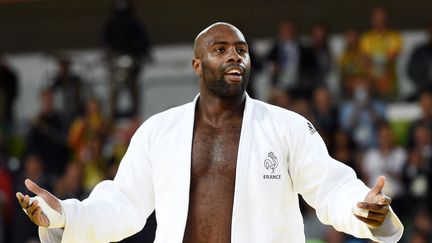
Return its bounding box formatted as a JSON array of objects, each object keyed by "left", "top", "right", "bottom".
[{"left": 192, "top": 58, "right": 202, "bottom": 76}]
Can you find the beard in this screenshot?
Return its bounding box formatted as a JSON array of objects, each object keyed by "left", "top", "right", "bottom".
[{"left": 201, "top": 62, "right": 250, "bottom": 99}]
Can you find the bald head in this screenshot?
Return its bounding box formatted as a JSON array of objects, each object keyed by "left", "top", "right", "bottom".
[{"left": 193, "top": 22, "right": 246, "bottom": 58}]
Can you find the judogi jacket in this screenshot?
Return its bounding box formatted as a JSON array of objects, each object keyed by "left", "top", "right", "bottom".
[{"left": 40, "top": 94, "right": 403, "bottom": 242}]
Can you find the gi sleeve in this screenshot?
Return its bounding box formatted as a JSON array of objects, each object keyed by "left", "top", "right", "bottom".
[
  {"left": 39, "top": 120, "right": 155, "bottom": 243},
  {"left": 288, "top": 117, "right": 403, "bottom": 243}
]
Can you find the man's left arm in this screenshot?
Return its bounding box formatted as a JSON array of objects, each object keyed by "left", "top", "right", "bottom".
[{"left": 288, "top": 118, "right": 403, "bottom": 242}]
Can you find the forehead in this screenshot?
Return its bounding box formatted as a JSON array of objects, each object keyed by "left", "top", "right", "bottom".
[{"left": 203, "top": 25, "right": 247, "bottom": 45}]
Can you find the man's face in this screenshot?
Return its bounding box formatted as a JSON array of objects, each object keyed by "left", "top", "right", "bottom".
[
  {"left": 371, "top": 8, "right": 387, "bottom": 30},
  {"left": 195, "top": 25, "right": 251, "bottom": 99}
]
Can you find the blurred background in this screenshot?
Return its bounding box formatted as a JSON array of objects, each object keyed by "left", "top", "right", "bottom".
[{"left": 1, "top": 0, "right": 432, "bottom": 242}]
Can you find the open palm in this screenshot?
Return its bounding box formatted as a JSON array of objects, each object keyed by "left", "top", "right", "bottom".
[{"left": 16, "top": 179, "right": 62, "bottom": 227}]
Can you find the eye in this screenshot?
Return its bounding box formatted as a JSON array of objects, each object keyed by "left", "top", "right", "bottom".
[
  {"left": 236, "top": 47, "right": 247, "bottom": 54},
  {"left": 215, "top": 47, "right": 225, "bottom": 53}
]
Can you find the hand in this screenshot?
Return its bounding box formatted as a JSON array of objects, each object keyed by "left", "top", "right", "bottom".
[
  {"left": 16, "top": 179, "right": 62, "bottom": 227},
  {"left": 354, "top": 176, "right": 391, "bottom": 228}
]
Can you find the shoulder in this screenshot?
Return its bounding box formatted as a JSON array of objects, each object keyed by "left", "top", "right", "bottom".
[
  {"left": 251, "top": 99, "right": 312, "bottom": 132},
  {"left": 134, "top": 101, "right": 193, "bottom": 138},
  {"left": 149, "top": 102, "right": 192, "bottom": 123}
]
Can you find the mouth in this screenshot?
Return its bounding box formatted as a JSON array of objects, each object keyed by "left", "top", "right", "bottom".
[{"left": 224, "top": 67, "right": 244, "bottom": 83}]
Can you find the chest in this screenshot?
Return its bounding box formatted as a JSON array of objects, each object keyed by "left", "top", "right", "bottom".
[{"left": 191, "top": 123, "right": 242, "bottom": 179}]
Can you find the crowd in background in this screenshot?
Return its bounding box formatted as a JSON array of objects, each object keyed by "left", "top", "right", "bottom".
[{"left": 1, "top": 1, "right": 432, "bottom": 242}]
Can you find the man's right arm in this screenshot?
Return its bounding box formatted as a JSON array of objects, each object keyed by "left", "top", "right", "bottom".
[{"left": 17, "top": 121, "right": 156, "bottom": 243}]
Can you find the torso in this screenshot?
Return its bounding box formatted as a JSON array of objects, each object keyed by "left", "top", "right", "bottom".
[{"left": 183, "top": 112, "right": 242, "bottom": 243}]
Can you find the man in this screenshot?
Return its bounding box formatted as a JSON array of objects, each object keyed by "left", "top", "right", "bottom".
[
  {"left": 407, "top": 23, "right": 432, "bottom": 93},
  {"left": 0, "top": 52, "right": 18, "bottom": 136},
  {"left": 17, "top": 22, "right": 403, "bottom": 243},
  {"left": 50, "top": 56, "right": 84, "bottom": 124},
  {"left": 102, "top": 0, "right": 151, "bottom": 118},
  {"left": 360, "top": 6, "right": 402, "bottom": 101},
  {"left": 266, "top": 20, "right": 300, "bottom": 93}
]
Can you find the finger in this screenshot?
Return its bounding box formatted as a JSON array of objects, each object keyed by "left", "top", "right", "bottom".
[
  {"left": 31, "top": 206, "right": 43, "bottom": 223},
  {"left": 23, "top": 194, "right": 30, "bottom": 209},
  {"left": 25, "top": 179, "right": 45, "bottom": 196},
  {"left": 371, "top": 176, "right": 386, "bottom": 194},
  {"left": 29, "top": 206, "right": 42, "bottom": 225},
  {"left": 16, "top": 192, "right": 24, "bottom": 204},
  {"left": 35, "top": 207, "right": 50, "bottom": 227},
  {"left": 354, "top": 215, "right": 382, "bottom": 228},
  {"left": 357, "top": 202, "right": 389, "bottom": 214},
  {"left": 352, "top": 207, "right": 369, "bottom": 218},
  {"left": 366, "top": 211, "right": 386, "bottom": 222},
  {"left": 26, "top": 200, "right": 39, "bottom": 217}
]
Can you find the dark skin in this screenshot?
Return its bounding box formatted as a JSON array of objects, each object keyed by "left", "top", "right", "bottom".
[
  {"left": 17, "top": 22, "right": 391, "bottom": 241},
  {"left": 183, "top": 23, "right": 250, "bottom": 242}
]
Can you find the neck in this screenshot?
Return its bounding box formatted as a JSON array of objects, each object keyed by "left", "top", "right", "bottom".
[{"left": 196, "top": 91, "right": 246, "bottom": 127}]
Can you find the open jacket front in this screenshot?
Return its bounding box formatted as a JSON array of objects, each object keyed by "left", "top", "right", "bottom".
[{"left": 40, "top": 94, "right": 403, "bottom": 243}]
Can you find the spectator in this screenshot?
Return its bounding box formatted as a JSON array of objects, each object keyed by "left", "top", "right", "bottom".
[
  {"left": 268, "top": 88, "right": 291, "bottom": 110},
  {"left": 400, "top": 148, "right": 430, "bottom": 217},
  {"left": 311, "top": 86, "right": 339, "bottom": 148},
  {"left": 405, "top": 208, "right": 432, "bottom": 243},
  {"left": 11, "top": 154, "right": 49, "bottom": 243},
  {"left": 68, "top": 98, "right": 109, "bottom": 159},
  {"left": 0, "top": 53, "right": 18, "bottom": 141},
  {"left": 411, "top": 124, "right": 432, "bottom": 162},
  {"left": 80, "top": 135, "right": 108, "bottom": 192},
  {"left": 290, "top": 95, "right": 315, "bottom": 124},
  {"left": 106, "top": 117, "right": 141, "bottom": 179},
  {"left": 53, "top": 161, "right": 86, "bottom": 200},
  {"left": 68, "top": 98, "right": 110, "bottom": 191},
  {"left": 408, "top": 230, "right": 429, "bottom": 243},
  {"left": 0, "top": 147, "right": 13, "bottom": 243},
  {"left": 266, "top": 20, "right": 299, "bottom": 97},
  {"left": 102, "top": 0, "right": 152, "bottom": 118},
  {"left": 407, "top": 124, "right": 432, "bottom": 215},
  {"left": 362, "top": 122, "right": 407, "bottom": 199},
  {"left": 407, "top": 24, "right": 432, "bottom": 93},
  {"left": 298, "top": 22, "right": 333, "bottom": 98},
  {"left": 407, "top": 90, "right": 432, "bottom": 147},
  {"left": 26, "top": 88, "right": 69, "bottom": 178},
  {"left": 50, "top": 56, "right": 85, "bottom": 124},
  {"left": 330, "top": 129, "right": 366, "bottom": 183},
  {"left": 338, "top": 29, "right": 369, "bottom": 98},
  {"left": 339, "top": 80, "right": 386, "bottom": 148},
  {"left": 360, "top": 6, "right": 403, "bottom": 100}
]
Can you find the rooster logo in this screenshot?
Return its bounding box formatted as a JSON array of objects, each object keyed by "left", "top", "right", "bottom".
[{"left": 264, "top": 152, "right": 279, "bottom": 174}]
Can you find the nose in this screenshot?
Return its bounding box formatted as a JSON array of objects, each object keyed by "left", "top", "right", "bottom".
[{"left": 227, "top": 47, "right": 242, "bottom": 63}]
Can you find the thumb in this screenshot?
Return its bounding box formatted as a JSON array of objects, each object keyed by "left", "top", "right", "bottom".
[
  {"left": 371, "top": 175, "right": 386, "bottom": 194},
  {"left": 24, "top": 179, "right": 62, "bottom": 213},
  {"left": 25, "top": 179, "right": 46, "bottom": 196}
]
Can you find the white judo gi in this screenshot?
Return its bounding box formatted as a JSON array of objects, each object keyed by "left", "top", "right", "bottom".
[{"left": 39, "top": 94, "right": 403, "bottom": 243}]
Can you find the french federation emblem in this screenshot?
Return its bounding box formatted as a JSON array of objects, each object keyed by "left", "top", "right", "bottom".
[{"left": 264, "top": 152, "right": 279, "bottom": 174}]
